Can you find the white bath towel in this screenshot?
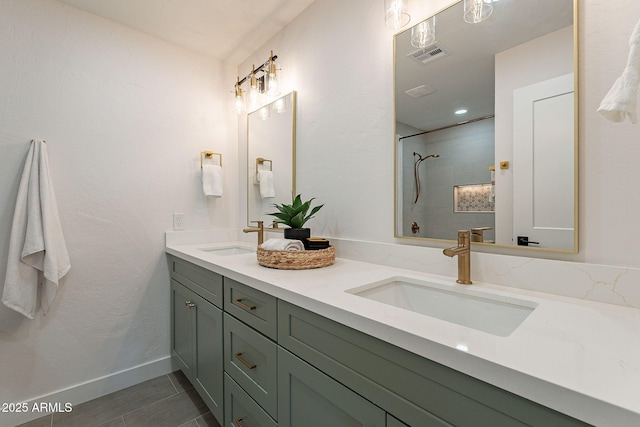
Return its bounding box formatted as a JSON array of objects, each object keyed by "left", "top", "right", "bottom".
[
  {"left": 261, "top": 238, "right": 304, "bottom": 251},
  {"left": 258, "top": 170, "right": 275, "bottom": 199},
  {"left": 202, "top": 164, "right": 223, "bottom": 197},
  {"left": 598, "top": 19, "right": 640, "bottom": 123},
  {"left": 2, "top": 140, "right": 71, "bottom": 319}
]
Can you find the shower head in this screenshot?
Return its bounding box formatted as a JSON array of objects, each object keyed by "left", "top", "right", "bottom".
[{"left": 413, "top": 152, "right": 440, "bottom": 161}]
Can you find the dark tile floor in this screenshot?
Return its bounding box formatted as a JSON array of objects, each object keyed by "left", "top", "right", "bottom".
[{"left": 16, "top": 371, "right": 221, "bottom": 427}]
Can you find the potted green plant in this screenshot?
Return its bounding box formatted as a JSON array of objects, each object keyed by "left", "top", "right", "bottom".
[{"left": 268, "top": 194, "right": 324, "bottom": 241}]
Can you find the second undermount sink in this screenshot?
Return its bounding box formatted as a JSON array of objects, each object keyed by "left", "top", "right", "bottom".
[
  {"left": 199, "top": 246, "right": 255, "bottom": 256},
  {"left": 347, "top": 277, "right": 537, "bottom": 337}
]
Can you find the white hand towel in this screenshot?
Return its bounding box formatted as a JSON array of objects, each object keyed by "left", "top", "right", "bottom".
[
  {"left": 2, "top": 140, "right": 71, "bottom": 319},
  {"left": 261, "top": 238, "right": 304, "bottom": 251},
  {"left": 258, "top": 170, "right": 275, "bottom": 199},
  {"left": 598, "top": 19, "right": 640, "bottom": 123},
  {"left": 202, "top": 164, "right": 223, "bottom": 197}
]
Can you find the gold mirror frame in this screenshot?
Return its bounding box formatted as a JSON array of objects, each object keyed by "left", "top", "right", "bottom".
[{"left": 393, "top": 0, "right": 578, "bottom": 253}]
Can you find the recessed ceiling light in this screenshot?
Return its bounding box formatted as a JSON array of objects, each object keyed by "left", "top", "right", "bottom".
[{"left": 455, "top": 109, "right": 468, "bottom": 115}]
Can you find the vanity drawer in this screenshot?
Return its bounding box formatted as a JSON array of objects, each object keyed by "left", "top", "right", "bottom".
[
  {"left": 224, "top": 313, "right": 278, "bottom": 419},
  {"left": 224, "top": 278, "right": 277, "bottom": 340},
  {"left": 169, "top": 256, "right": 223, "bottom": 308},
  {"left": 225, "top": 373, "right": 277, "bottom": 427}
]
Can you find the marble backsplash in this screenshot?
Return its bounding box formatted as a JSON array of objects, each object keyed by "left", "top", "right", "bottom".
[
  {"left": 168, "top": 230, "right": 640, "bottom": 310},
  {"left": 330, "top": 238, "right": 640, "bottom": 310}
]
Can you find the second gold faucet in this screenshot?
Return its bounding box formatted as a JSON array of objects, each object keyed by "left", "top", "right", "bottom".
[{"left": 243, "top": 221, "right": 264, "bottom": 245}]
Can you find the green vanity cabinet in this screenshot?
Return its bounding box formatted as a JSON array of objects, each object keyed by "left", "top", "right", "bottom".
[
  {"left": 169, "top": 256, "right": 590, "bottom": 427},
  {"left": 169, "top": 257, "right": 224, "bottom": 424},
  {"left": 278, "top": 301, "right": 589, "bottom": 427},
  {"left": 278, "top": 347, "right": 385, "bottom": 427}
]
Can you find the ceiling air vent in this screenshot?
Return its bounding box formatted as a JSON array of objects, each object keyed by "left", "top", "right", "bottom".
[
  {"left": 407, "top": 42, "right": 451, "bottom": 65},
  {"left": 404, "top": 84, "right": 435, "bottom": 98}
]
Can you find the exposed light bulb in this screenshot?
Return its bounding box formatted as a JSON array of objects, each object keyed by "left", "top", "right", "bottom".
[
  {"left": 234, "top": 93, "right": 245, "bottom": 115},
  {"left": 248, "top": 66, "right": 260, "bottom": 111},
  {"left": 233, "top": 77, "right": 246, "bottom": 115},
  {"left": 266, "top": 51, "right": 281, "bottom": 97},
  {"left": 385, "top": 0, "right": 410, "bottom": 30},
  {"left": 411, "top": 16, "right": 436, "bottom": 49},
  {"left": 274, "top": 97, "right": 286, "bottom": 114},
  {"left": 464, "top": 0, "right": 493, "bottom": 24},
  {"left": 259, "top": 105, "right": 270, "bottom": 120}
]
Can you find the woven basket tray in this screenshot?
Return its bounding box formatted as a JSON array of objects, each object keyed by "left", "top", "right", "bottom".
[{"left": 257, "top": 245, "right": 335, "bottom": 270}]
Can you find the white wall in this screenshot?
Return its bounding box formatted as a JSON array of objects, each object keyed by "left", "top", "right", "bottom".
[
  {"left": 0, "top": 0, "right": 237, "bottom": 418},
  {"left": 240, "top": 0, "right": 640, "bottom": 267}
]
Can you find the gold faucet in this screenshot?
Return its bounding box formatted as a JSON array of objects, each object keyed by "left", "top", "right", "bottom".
[
  {"left": 243, "top": 220, "right": 264, "bottom": 245},
  {"left": 443, "top": 230, "right": 472, "bottom": 285}
]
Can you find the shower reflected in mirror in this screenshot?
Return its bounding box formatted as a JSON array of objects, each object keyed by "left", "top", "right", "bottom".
[{"left": 413, "top": 152, "right": 440, "bottom": 204}]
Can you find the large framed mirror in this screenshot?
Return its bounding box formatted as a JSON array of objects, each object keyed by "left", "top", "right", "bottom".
[
  {"left": 394, "top": 0, "right": 577, "bottom": 252},
  {"left": 247, "top": 91, "right": 297, "bottom": 227}
]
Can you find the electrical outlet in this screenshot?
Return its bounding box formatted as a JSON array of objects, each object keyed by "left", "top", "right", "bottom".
[{"left": 173, "top": 213, "right": 185, "bottom": 231}]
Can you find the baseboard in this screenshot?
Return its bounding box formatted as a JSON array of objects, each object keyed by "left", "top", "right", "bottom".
[{"left": 4, "top": 355, "right": 176, "bottom": 427}]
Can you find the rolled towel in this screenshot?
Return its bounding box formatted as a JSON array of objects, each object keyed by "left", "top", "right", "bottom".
[
  {"left": 261, "top": 238, "right": 304, "bottom": 251},
  {"left": 202, "top": 164, "right": 223, "bottom": 197},
  {"left": 258, "top": 170, "right": 275, "bottom": 199}
]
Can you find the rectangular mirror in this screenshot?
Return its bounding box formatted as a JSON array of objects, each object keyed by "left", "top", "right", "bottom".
[
  {"left": 247, "top": 91, "right": 297, "bottom": 227},
  {"left": 394, "top": 0, "right": 577, "bottom": 252}
]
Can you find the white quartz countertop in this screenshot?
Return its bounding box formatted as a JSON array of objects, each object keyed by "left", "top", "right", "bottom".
[{"left": 166, "top": 241, "right": 640, "bottom": 426}]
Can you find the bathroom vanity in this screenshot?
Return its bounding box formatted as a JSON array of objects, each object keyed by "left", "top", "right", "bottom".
[{"left": 166, "top": 240, "right": 640, "bottom": 427}]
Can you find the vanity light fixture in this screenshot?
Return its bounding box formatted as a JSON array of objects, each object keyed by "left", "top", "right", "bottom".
[
  {"left": 232, "top": 51, "right": 281, "bottom": 115},
  {"left": 385, "top": 0, "right": 410, "bottom": 30},
  {"left": 411, "top": 16, "right": 436, "bottom": 49},
  {"left": 463, "top": 0, "right": 493, "bottom": 24}
]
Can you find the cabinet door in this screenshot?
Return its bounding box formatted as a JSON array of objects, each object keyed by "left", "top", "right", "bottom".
[
  {"left": 278, "top": 348, "right": 385, "bottom": 427},
  {"left": 171, "top": 280, "right": 195, "bottom": 379},
  {"left": 192, "top": 291, "right": 224, "bottom": 424}
]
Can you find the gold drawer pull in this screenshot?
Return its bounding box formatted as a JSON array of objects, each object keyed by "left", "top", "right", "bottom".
[
  {"left": 184, "top": 300, "right": 196, "bottom": 309},
  {"left": 234, "top": 416, "right": 245, "bottom": 427},
  {"left": 234, "top": 352, "right": 257, "bottom": 370},
  {"left": 234, "top": 298, "right": 256, "bottom": 311}
]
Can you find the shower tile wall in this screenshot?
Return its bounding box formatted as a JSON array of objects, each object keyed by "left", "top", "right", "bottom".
[{"left": 400, "top": 118, "right": 495, "bottom": 240}]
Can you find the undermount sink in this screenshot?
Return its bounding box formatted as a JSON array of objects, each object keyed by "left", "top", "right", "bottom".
[
  {"left": 199, "top": 246, "right": 255, "bottom": 256},
  {"left": 347, "top": 277, "right": 537, "bottom": 337}
]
